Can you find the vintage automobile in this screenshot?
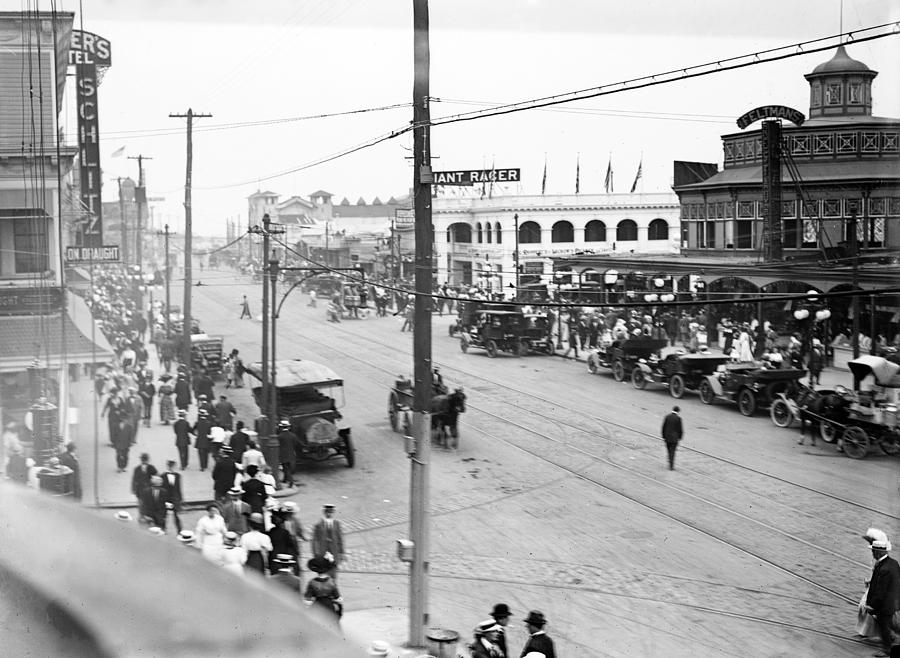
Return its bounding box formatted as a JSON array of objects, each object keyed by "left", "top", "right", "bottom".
[
  {"left": 631, "top": 352, "right": 730, "bottom": 398},
  {"left": 387, "top": 374, "right": 467, "bottom": 448},
  {"left": 698, "top": 362, "right": 807, "bottom": 416},
  {"left": 246, "top": 359, "right": 354, "bottom": 467},
  {"left": 587, "top": 337, "right": 667, "bottom": 382},
  {"left": 459, "top": 309, "right": 527, "bottom": 357},
  {"left": 189, "top": 333, "right": 224, "bottom": 379},
  {"left": 520, "top": 313, "right": 555, "bottom": 355},
  {"left": 450, "top": 300, "right": 518, "bottom": 337},
  {"left": 810, "top": 356, "right": 900, "bottom": 459}
]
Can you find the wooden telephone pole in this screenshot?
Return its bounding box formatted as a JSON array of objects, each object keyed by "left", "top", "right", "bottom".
[
  {"left": 409, "top": 0, "right": 433, "bottom": 647},
  {"left": 169, "top": 109, "right": 212, "bottom": 369},
  {"left": 128, "top": 154, "right": 153, "bottom": 276}
]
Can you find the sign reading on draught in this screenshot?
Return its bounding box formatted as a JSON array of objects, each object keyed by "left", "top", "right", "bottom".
[
  {"left": 69, "top": 31, "right": 112, "bottom": 248},
  {"left": 736, "top": 105, "right": 805, "bottom": 130},
  {"left": 65, "top": 245, "right": 120, "bottom": 263},
  {"left": 432, "top": 168, "right": 520, "bottom": 186}
]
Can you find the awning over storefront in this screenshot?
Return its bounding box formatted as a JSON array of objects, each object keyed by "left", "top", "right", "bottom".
[{"left": 0, "top": 292, "right": 114, "bottom": 372}]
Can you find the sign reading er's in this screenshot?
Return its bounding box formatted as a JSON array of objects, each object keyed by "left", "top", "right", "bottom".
[
  {"left": 432, "top": 168, "right": 520, "bottom": 186},
  {"left": 65, "top": 245, "right": 120, "bottom": 263},
  {"left": 736, "top": 105, "right": 805, "bottom": 130}
]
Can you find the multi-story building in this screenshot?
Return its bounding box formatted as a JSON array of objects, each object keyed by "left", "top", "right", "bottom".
[
  {"left": 434, "top": 192, "right": 681, "bottom": 293},
  {"left": 0, "top": 11, "right": 112, "bottom": 448}
]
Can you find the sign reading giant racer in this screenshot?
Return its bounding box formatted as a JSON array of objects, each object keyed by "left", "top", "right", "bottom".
[{"left": 432, "top": 168, "right": 520, "bottom": 186}]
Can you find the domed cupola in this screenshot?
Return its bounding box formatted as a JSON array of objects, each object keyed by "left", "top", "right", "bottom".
[{"left": 804, "top": 45, "right": 877, "bottom": 118}]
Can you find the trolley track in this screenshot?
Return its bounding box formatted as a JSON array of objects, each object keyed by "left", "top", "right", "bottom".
[
  {"left": 278, "top": 317, "right": 871, "bottom": 606},
  {"left": 197, "top": 276, "right": 882, "bottom": 645},
  {"left": 314, "top": 310, "right": 898, "bottom": 522}
]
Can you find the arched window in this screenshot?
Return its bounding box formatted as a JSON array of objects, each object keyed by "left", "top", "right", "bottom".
[
  {"left": 617, "top": 219, "right": 638, "bottom": 241},
  {"left": 495, "top": 221, "right": 502, "bottom": 244},
  {"left": 584, "top": 220, "right": 606, "bottom": 242},
  {"left": 476, "top": 222, "right": 483, "bottom": 243},
  {"left": 485, "top": 222, "right": 492, "bottom": 243},
  {"left": 447, "top": 222, "right": 471, "bottom": 243},
  {"left": 518, "top": 221, "right": 541, "bottom": 244},
  {"left": 648, "top": 218, "right": 669, "bottom": 240},
  {"left": 551, "top": 220, "right": 574, "bottom": 243}
]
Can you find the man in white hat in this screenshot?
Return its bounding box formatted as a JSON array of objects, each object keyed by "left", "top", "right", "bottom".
[
  {"left": 865, "top": 538, "right": 899, "bottom": 656},
  {"left": 807, "top": 337, "right": 825, "bottom": 386},
  {"left": 221, "top": 485, "right": 250, "bottom": 534}
]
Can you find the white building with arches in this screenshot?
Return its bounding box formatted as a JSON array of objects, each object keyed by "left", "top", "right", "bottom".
[{"left": 433, "top": 192, "right": 680, "bottom": 294}]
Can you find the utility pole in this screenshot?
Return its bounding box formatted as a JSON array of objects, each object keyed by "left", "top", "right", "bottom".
[
  {"left": 169, "top": 108, "right": 212, "bottom": 369},
  {"left": 513, "top": 212, "right": 520, "bottom": 298},
  {"left": 409, "top": 0, "right": 433, "bottom": 648},
  {"left": 159, "top": 224, "right": 173, "bottom": 339},
  {"left": 117, "top": 177, "right": 128, "bottom": 266},
  {"left": 129, "top": 154, "right": 153, "bottom": 277}
]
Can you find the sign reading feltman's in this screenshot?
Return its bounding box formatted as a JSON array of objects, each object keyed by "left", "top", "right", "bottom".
[
  {"left": 736, "top": 105, "right": 805, "bottom": 130},
  {"left": 432, "top": 168, "right": 520, "bottom": 186},
  {"left": 65, "top": 245, "right": 120, "bottom": 263}
]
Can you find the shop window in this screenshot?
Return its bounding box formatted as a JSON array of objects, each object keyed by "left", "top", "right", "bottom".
[
  {"left": 616, "top": 219, "right": 637, "bottom": 241},
  {"left": 448, "top": 223, "right": 471, "bottom": 243},
  {"left": 518, "top": 221, "right": 541, "bottom": 244},
  {"left": 8, "top": 212, "right": 50, "bottom": 274},
  {"left": 648, "top": 218, "right": 669, "bottom": 240},
  {"left": 584, "top": 220, "right": 606, "bottom": 242},
  {"left": 551, "top": 221, "right": 574, "bottom": 243},
  {"left": 735, "top": 220, "right": 753, "bottom": 249}
]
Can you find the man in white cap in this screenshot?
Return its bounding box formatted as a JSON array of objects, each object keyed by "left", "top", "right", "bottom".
[
  {"left": 807, "top": 337, "right": 825, "bottom": 386},
  {"left": 865, "top": 538, "right": 899, "bottom": 656}
]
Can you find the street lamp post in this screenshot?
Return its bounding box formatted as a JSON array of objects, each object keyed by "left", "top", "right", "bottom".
[{"left": 513, "top": 213, "right": 520, "bottom": 299}]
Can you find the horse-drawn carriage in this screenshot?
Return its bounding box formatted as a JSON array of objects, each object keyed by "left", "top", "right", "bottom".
[
  {"left": 783, "top": 356, "right": 900, "bottom": 459},
  {"left": 631, "top": 352, "right": 730, "bottom": 397},
  {"left": 388, "top": 374, "right": 466, "bottom": 448},
  {"left": 246, "top": 359, "right": 354, "bottom": 467},
  {"left": 697, "top": 362, "right": 806, "bottom": 416},
  {"left": 587, "top": 337, "right": 667, "bottom": 382}
]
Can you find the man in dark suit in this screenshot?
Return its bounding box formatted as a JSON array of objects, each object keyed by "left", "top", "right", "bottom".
[
  {"left": 277, "top": 420, "right": 298, "bottom": 488},
  {"left": 242, "top": 464, "right": 267, "bottom": 514},
  {"left": 520, "top": 610, "right": 555, "bottom": 658},
  {"left": 193, "top": 409, "right": 213, "bottom": 472},
  {"left": 311, "top": 504, "right": 345, "bottom": 580},
  {"left": 141, "top": 475, "right": 169, "bottom": 530},
  {"left": 173, "top": 410, "right": 193, "bottom": 470},
  {"left": 161, "top": 460, "right": 183, "bottom": 533},
  {"left": 661, "top": 405, "right": 684, "bottom": 471},
  {"left": 489, "top": 603, "right": 512, "bottom": 657},
  {"left": 866, "top": 539, "right": 900, "bottom": 656},
  {"left": 132, "top": 453, "right": 158, "bottom": 521},
  {"left": 229, "top": 420, "right": 249, "bottom": 464},
  {"left": 59, "top": 442, "right": 82, "bottom": 500},
  {"left": 212, "top": 445, "right": 238, "bottom": 501}
]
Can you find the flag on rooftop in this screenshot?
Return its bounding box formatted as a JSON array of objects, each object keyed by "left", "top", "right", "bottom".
[
  {"left": 630, "top": 156, "right": 642, "bottom": 193},
  {"left": 541, "top": 155, "right": 547, "bottom": 195},
  {"left": 575, "top": 154, "right": 580, "bottom": 194}
]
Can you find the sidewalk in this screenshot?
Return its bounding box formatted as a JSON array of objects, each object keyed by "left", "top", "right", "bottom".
[{"left": 70, "top": 374, "right": 290, "bottom": 508}]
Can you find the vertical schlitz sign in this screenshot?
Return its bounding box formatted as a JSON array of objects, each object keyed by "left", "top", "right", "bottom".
[{"left": 69, "top": 31, "right": 112, "bottom": 248}]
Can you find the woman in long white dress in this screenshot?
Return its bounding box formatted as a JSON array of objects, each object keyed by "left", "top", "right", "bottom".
[
  {"left": 194, "top": 504, "right": 226, "bottom": 561},
  {"left": 735, "top": 325, "right": 754, "bottom": 362},
  {"left": 215, "top": 531, "right": 247, "bottom": 578}
]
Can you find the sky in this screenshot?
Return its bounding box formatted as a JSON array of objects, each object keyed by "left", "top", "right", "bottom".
[{"left": 9, "top": 0, "right": 900, "bottom": 236}]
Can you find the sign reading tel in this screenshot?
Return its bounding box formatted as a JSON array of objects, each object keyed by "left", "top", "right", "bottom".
[
  {"left": 65, "top": 245, "right": 120, "bottom": 263},
  {"left": 432, "top": 168, "right": 520, "bottom": 186}
]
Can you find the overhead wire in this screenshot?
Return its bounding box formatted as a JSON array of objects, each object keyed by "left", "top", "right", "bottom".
[{"left": 182, "top": 25, "right": 899, "bottom": 192}]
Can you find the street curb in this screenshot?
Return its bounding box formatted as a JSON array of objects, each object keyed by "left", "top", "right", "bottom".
[{"left": 88, "top": 484, "right": 301, "bottom": 510}]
